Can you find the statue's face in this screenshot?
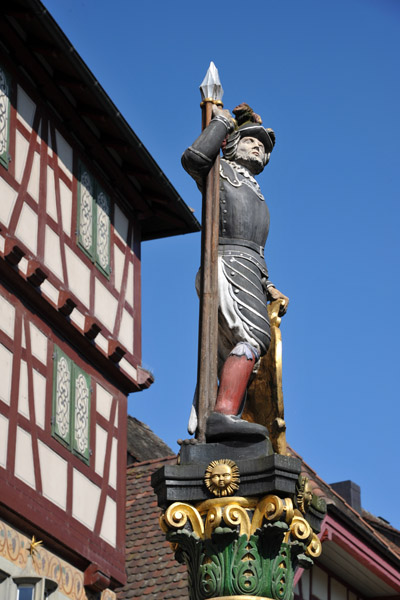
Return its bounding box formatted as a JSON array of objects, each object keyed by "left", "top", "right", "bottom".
[
  {"left": 235, "top": 136, "right": 266, "bottom": 174},
  {"left": 210, "top": 464, "right": 232, "bottom": 488}
]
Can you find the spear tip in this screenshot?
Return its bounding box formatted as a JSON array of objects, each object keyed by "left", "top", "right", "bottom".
[{"left": 200, "top": 61, "right": 223, "bottom": 102}]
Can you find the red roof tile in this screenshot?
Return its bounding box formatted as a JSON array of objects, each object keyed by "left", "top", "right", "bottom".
[{"left": 116, "top": 456, "right": 188, "bottom": 600}]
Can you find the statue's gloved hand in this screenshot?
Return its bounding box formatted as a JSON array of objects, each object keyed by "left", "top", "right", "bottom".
[
  {"left": 267, "top": 287, "right": 289, "bottom": 316},
  {"left": 211, "top": 105, "right": 233, "bottom": 120}
]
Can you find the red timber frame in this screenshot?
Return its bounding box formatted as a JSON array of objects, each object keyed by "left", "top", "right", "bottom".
[
  {"left": 0, "top": 282, "right": 127, "bottom": 585},
  {"left": 0, "top": 52, "right": 146, "bottom": 393}
]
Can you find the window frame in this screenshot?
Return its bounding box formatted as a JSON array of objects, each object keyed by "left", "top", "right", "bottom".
[
  {"left": 52, "top": 345, "right": 91, "bottom": 464},
  {"left": 0, "top": 65, "right": 11, "bottom": 170},
  {"left": 77, "top": 161, "right": 111, "bottom": 278}
]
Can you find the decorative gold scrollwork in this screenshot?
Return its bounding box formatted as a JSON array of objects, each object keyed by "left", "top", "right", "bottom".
[
  {"left": 283, "top": 497, "right": 294, "bottom": 523},
  {"left": 162, "top": 502, "right": 204, "bottom": 538},
  {"left": 251, "top": 495, "right": 284, "bottom": 533},
  {"left": 161, "top": 495, "right": 320, "bottom": 554},
  {"left": 224, "top": 503, "right": 251, "bottom": 538},
  {"left": 204, "top": 505, "right": 222, "bottom": 539},
  {"left": 306, "top": 533, "right": 322, "bottom": 558},
  {"left": 284, "top": 514, "right": 312, "bottom": 544}
]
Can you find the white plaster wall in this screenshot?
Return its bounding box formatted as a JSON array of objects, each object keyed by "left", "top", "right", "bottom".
[
  {"left": 70, "top": 309, "right": 85, "bottom": 331},
  {"left": 65, "top": 246, "right": 90, "bottom": 307},
  {"left": 0, "top": 294, "right": 15, "bottom": 339},
  {"left": 312, "top": 566, "right": 328, "bottom": 599},
  {"left": 96, "top": 384, "right": 112, "bottom": 421},
  {"left": 114, "top": 205, "right": 128, "bottom": 243},
  {"left": 29, "top": 322, "right": 48, "bottom": 364},
  {"left": 0, "top": 177, "right": 18, "bottom": 228},
  {"left": 27, "top": 151, "right": 40, "bottom": 202},
  {"left": 44, "top": 226, "right": 63, "bottom": 281},
  {"left": 46, "top": 166, "right": 57, "bottom": 222},
  {"left": 0, "top": 414, "right": 8, "bottom": 468},
  {"left": 59, "top": 179, "right": 72, "bottom": 237},
  {"left": 108, "top": 437, "right": 117, "bottom": 490},
  {"left": 18, "top": 360, "right": 29, "bottom": 419},
  {"left": 18, "top": 257, "right": 28, "bottom": 276},
  {"left": 15, "top": 427, "right": 35, "bottom": 489},
  {"left": 94, "top": 279, "right": 118, "bottom": 333},
  {"left": 125, "top": 262, "right": 134, "bottom": 307},
  {"left": 15, "top": 130, "right": 29, "bottom": 183},
  {"left": 94, "top": 424, "right": 107, "bottom": 477},
  {"left": 38, "top": 441, "right": 67, "bottom": 509},
  {"left": 100, "top": 496, "right": 116, "bottom": 547},
  {"left": 118, "top": 310, "right": 134, "bottom": 354},
  {"left": 40, "top": 280, "right": 59, "bottom": 306},
  {"left": 15, "top": 203, "right": 38, "bottom": 254},
  {"left": 113, "top": 244, "right": 124, "bottom": 293},
  {"left": 72, "top": 470, "right": 101, "bottom": 530},
  {"left": 119, "top": 358, "right": 137, "bottom": 382},
  {"left": 95, "top": 333, "right": 108, "bottom": 354},
  {"left": 55, "top": 130, "right": 73, "bottom": 180},
  {"left": 298, "top": 566, "right": 309, "bottom": 598},
  {"left": 17, "top": 85, "right": 36, "bottom": 132},
  {"left": 331, "top": 579, "right": 347, "bottom": 600},
  {"left": 0, "top": 343, "right": 13, "bottom": 406},
  {"left": 33, "top": 369, "right": 46, "bottom": 429}
]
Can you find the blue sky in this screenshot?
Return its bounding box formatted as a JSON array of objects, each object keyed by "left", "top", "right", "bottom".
[{"left": 42, "top": 0, "right": 400, "bottom": 528}]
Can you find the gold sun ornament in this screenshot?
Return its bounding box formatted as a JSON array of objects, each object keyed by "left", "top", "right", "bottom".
[
  {"left": 204, "top": 459, "right": 240, "bottom": 497},
  {"left": 296, "top": 476, "right": 313, "bottom": 514}
]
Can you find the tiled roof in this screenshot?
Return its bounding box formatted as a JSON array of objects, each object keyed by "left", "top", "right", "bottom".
[
  {"left": 116, "top": 455, "right": 188, "bottom": 600},
  {"left": 127, "top": 416, "right": 173, "bottom": 463}
]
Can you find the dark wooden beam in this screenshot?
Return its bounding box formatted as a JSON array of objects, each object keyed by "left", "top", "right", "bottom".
[{"left": 54, "top": 72, "right": 86, "bottom": 91}]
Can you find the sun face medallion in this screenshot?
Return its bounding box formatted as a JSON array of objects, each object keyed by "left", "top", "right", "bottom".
[{"left": 204, "top": 459, "right": 240, "bottom": 497}]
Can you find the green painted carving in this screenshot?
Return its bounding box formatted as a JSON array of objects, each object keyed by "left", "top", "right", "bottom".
[{"left": 167, "top": 517, "right": 313, "bottom": 600}]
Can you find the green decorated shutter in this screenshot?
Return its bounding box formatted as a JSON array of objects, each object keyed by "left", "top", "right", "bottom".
[
  {"left": 72, "top": 364, "right": 91, "bottom": 463},
  {"left": 95, "top": 186, "right": 110, "bottom": 278},
  {"left": 77, "top": 162, "right": 95, "bottom": 260},
  {"left": 52, "top": 346, "right": 72, "bottom": 448},
  {"left": 0, "top": 66, "right": 11, "bottom": 170}
]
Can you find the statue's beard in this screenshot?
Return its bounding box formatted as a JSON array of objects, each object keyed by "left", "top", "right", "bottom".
[{"left": 234, "top": 149, "right": 265, "bottom": 175}]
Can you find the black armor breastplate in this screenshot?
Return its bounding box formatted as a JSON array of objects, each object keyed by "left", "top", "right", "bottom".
[{"left": 219, "top": 160, "right": 270, "bottom": 248}]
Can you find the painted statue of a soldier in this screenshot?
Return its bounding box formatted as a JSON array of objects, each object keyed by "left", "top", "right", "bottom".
[{"left": 182, "top": 103, "right": 288, "bottom": 442}]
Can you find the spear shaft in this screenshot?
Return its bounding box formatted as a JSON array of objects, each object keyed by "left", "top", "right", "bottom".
[{"left": 196, "top": 63, "right": 223, "bottom": 442}]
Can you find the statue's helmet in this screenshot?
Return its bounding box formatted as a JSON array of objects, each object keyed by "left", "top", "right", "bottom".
[{"left": 222, "top": 103, "right": 275, "bottom": 164}]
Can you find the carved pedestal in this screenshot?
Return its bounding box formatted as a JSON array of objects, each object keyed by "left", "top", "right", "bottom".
[{"left": 152, "top": 441, "right": 326, "bottom": 600}]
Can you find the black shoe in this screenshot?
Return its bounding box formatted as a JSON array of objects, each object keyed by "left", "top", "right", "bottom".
[{"left": 205, "top": 412, "right": 268, "bottom": 442}]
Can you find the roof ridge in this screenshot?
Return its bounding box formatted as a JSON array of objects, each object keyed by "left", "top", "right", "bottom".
[{"left": 127, "top": 454, "right": 177, "bottom": 469}]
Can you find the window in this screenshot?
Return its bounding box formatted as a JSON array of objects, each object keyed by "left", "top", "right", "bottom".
[
  {"left": 77, "top": 161, "right": 111, "bottom": 277},
  {"left": 0, "top": 65, "right": 11, "bottom": 169},
  {"left": 52, "top": 346, "right": 91, "bottom": 463},
  {"left": 17, "top": 585, "right": 34, "bottom": 600}
]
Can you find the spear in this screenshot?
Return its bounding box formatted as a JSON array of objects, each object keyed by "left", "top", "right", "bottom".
[{"left": 196, "top": 62, "right": 223, "bottom": 442}]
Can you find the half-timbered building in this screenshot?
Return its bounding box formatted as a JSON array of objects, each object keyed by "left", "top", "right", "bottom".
[{"left": 0, "top": 2, "right": 199, "bottom": 599}]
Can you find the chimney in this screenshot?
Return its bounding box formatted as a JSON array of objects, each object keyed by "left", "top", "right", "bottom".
[{"left": 330, "top": 480, "right": 362, "bottom": 514}]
